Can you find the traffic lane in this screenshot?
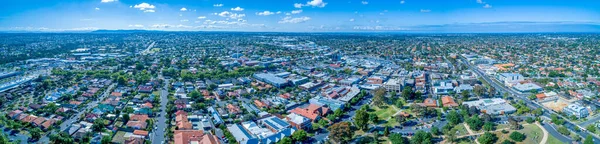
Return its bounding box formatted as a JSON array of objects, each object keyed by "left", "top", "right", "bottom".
[{"left": 541, "top": 123, "right": 571, "bottom": 143}]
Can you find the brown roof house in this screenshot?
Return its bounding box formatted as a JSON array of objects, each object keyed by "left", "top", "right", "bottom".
[{"left": 289, "top": 104, "right": 330, "bottom": 122}]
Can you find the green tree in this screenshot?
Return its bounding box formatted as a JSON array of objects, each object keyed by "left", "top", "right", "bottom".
[
  {"left": 557, "top": 126, "right": 571, "bottom": 135},
  {"left": 430, "top": 126, "right": 439, "bottom": 136},
  {"left": 461, "top": 90, "right": 470, "bottom": 101},
  {"left": 587, "top": 125, "right": 597, "bottom": 133},
  {"left": 189, "top": 90, "right": 202, "bottom": 101},
  {"left": 478, "top": 132, "right": 498, "bottom": 144},
  {"left": 509, "top": 132, "right": 526, "bottom": 142},
  {"left": 277, "top": 137, "right": 293, "bottom": 144},
  {"left": 525, "top": 117, "right": 534, "bottom": 123},
  {"left": 389, "top": 133, "right": 406, "bottom": 144},
  {"left": 384, "top": 126, "right": 390, "bottom": 136},
  {"left": 0, "top": 133, "right": 10, "bottom": 144},
  {"left": 473, "top": 85, "right": 485, "bottom": 97},
  {"left": 410, "top": 130, "right": 433, "bottom": 144},
  {"left": 401, "top": 87, "right": 413, "bottom": 100},
  {"left": 501, "top": 140, "right": 515, "bottom": 144},
  {"left": 483, "top": 122, "right": 495, "bottom": 131},
  {"left": 30, "top": 128, "right": 42, "bottom": 140},
  {"left": 328, "top": 122, "right": 353, "bottom": 143},
  {"left": 291, "top": 130, "right": 308, "bottom": 142},
  {"left": 466, "top": 115, "right": 484, "bottom": 131},
  {"left": 101, "top": 136, "right": 112, "bottom": 144},
  {"left": 50, "top": 132, "right": 74, "bottom": 144},
  {"left": 355, "top": 109, "right": 369, "bottom": 130},
  {"left": 117, "top": 76, "right": 127, "bottom": 86},
  {"left": 92, "top": 118, "right": 105, "bottom": 132},
  {"left": 369, "top": 113, "right": 379, "bottom": 124},
  {"left": 447, "top": 110, "right": 462, "bottom": 125},
  {"left": 372, "top": 88, "right": 387, "bottom": 106},
  {"left": 122, "top": 114, "right": 130, "bottom": 123},
  {"left": 528, "top": 94, "right": 537, "bottom": 100}
]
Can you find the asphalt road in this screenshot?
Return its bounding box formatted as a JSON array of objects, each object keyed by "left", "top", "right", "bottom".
[
  {"left": 541, "top": 122, "right": 571, "bottom": 143},
  {"left": 151, "top": 76, "right": 169, "bottom": 144}
]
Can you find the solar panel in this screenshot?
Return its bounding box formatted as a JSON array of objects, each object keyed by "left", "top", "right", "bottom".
[
  {"left": 271, "top": 117, "right": 290, "bottom": 127},
  {"left": 264, "top": 121, "right": 280, "bottom": 130}
]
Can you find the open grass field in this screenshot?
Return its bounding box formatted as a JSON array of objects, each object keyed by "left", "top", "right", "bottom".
[
  {"left": 371, "top": 105, "right": 398, "bottom": 119},
  {"left": 492, "top": 124, "right": 543, "bottom": 144},
  {"left": 545, "top": 134, "right": 563, "bottom": 144},
  {"left": 454, "top": 124, "right": 470, "bottom": 136},
  {"left": 369, "top": 105, "right": 399, "bottom": 126}
]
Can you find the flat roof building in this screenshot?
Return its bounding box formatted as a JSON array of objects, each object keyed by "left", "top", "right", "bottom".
[
  {"left": 563, "top": 103, "right": 589, "bottom": 119},
  {"left": 253, "top": 73, "right": 289, "bottom": 88},
  {"left": 462, "top": 98, "right": 516, "bottom": 115}
]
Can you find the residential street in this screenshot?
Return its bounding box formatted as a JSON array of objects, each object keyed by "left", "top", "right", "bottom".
[{"left": 151, "top": 75, "right": 169, "bottom": 144}]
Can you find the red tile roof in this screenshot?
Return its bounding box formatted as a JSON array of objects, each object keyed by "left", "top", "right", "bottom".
[
  {"left": 422, "top": 98, "right": 438, "bottom": 107},
  {"left": 289, "top": 104, "right": 329, "bottom": 121},
  {"left": 130, "top": 114, "right": 150, "bottom": 122},
  {"left": 441, "top": 96, "right": 458, "bottom": 107},
  {"left": 133, "top": 130, "right": 149, "bottom": 136},
  {"left": 174, "top": 130, "right": 220, "bottom": 144}
]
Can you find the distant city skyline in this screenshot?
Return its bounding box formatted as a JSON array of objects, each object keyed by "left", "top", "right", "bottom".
[{"left": 1, "top": 0, "right": 600, "bottom": 32}]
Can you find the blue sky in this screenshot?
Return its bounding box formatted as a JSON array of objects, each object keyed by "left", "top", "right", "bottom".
[{"left": 0, "top": 0, "right": 599, "bottom": 32}]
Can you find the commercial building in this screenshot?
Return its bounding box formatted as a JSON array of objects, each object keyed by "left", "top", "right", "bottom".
[
  {"left": 285, "top": 113, "right": 311, "bottom": 130},
  {"left": 513, "top": 83, "right": 543, "bottom": 93},
  {"left": 383, "top": 78, "right": 403, "bottom": 93},
  {"left": 462, "top": 98, "right": 516, "bottom": 115},
  {"left": 433, "top": 80, "right": 454, "bottom": 95},
  {"left": 253, "top": 73, "right": 289, "bottom": 88},
  {"left": 497, "top": 73, "right": 524, "bottom": 87},
  {"left": 563, "top": 103, "right": 589, "bottom": 119}
]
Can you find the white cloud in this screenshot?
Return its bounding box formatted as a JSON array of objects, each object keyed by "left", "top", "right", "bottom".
[
  {"left": 276, "top": 11, "right": 282, "bottom": 14},
  {"left": 231, "top": 7, "right": 244, "bottom": 11},
  {"left": 144, "top": 9, "right": 155, "bottom": 13},
  {"left": 476, "top": 0, "right": 484, "bottom": 4},
  {"left": 420, "top": 9, "right": 431, "bottom": 13},
  {"left": 181, "top": 19, "right": 189, "bottom": 22},
  {"left": 349, "top": 18, "right": 355, "bottom": 22},
  {"left": 285, "top": 13, "right": 291, "bottom": 15},
  {"left": 101, "top": 0, "right": 117, "bottom": 3},
  {"left": 213, "top": 4, "right": 223, "bottom": 7},
  {"left": 134, "top": 3, "right": 155, "bottom": 10},
  {"left": 95, "top": 7, "right": 100, "bottom": 10},
  {"left": 257, "top": 11, "right": 275, "bottom": 16},
  {"left": 278, "top": 16, "right": 311, "bottom": 24},
  {"left": 295, "top": 0, "right": 327, "bottom": 8},
  {"left": 180, "top": 7, "right": 187, "bottom": 11},
  {"left": 128, "top": 24, "right": 144, "bottom": 28},
  {"left": 197, "top": 16, "right": 207, "bottom": 19},
  {"left": 361, "top": 1, "right": 368, "bottom": 5},
  {"left": 483, "top": 4, "right": 492, "bottom": 8},
  {"left": 215, "top": 11, "right": 245, "bottom": 19},
  {"left": 291, "top": 10, "right": 303, "bottom": 14},
  {"left": 400, "top": 0, "right": 405, "bottom": 4},
  {"left": 151, "top": 24, "right": 174, "bottom": 29}
]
